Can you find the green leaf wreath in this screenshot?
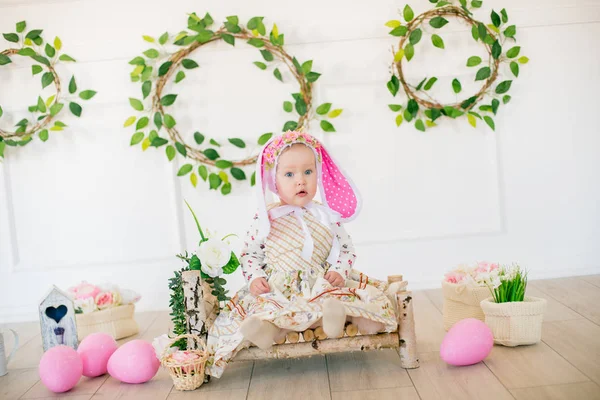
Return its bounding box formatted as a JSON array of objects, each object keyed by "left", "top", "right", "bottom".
[
  {"left": 386, "top": 0, "right": 528, "bottom": 131},
  {"left": 126, "top": 13, "right": 342, "bottom": 194},
  {"left": 0, "top": 20, "right": 96, "bottom": 158}
]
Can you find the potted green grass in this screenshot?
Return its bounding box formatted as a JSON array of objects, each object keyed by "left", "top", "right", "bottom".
[{"left": 480, "top": 265, "right": 547, "bottom": 346}]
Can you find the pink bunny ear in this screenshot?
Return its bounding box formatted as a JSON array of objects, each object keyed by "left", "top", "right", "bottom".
[{"left": 318, "top": 147, "right": 361, "bottom": 221}]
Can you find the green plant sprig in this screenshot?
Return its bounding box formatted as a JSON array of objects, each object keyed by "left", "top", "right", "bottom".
[{"left": 488, "top": 264, "right": 528, "bottom": 303}]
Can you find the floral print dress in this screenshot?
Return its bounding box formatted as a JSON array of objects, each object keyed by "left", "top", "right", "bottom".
[{"left": 205, "top": 202, "right": 397, "bottom": 378}]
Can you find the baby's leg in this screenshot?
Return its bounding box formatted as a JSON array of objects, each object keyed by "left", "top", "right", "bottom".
[
  {"left": 322, "top": 298, "right": 346, "bottom": 338},
  {"left": 351, "top": 316, "right": 385, "bottom": 335},
  {"left": 240, "top": 315, "right": 280, "bottom": 350}
]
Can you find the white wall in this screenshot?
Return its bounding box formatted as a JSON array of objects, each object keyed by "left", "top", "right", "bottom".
[{"left": 1, "top": 0, "right": 599, "bottom": 322}]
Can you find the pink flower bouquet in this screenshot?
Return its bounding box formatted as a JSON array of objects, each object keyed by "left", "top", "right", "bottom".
[
  {"left": 442, "top": 261, "right": 502, "bottom": 331},
  {"left": 444, "top": 261, "right": 501, "bottom": 289},
  {"left": 67, "top": 281, "right": 140, "bottom": 314},
  {"left": 170, "top": 351, "right": 203, "bottom": 373}
]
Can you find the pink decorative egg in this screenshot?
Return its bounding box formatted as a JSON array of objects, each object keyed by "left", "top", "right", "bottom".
[
  {"left": 440, "top": 318, "right": 494, "bottom": 366},
  {"left": 77, "top": 333, "right": 118, "bottom": 377},
  {"left": 39, "top": 345, "right": 83, "bottom": 393},
  {"left": 107, "top": 340, "right": 160, "bottom": 384}
]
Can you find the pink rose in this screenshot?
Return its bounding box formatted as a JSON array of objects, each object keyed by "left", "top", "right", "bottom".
[
  {"left": 475, "top": 262, "right": 488, "bottom": 273},
  {"left": 444, "top": 271, "right": 465, "bottom": 284},
  {"left": 70, "top": 282, "right": 101, "bottom": 300},
  {"left": 95, "top": 291, "right": 114, "bottom": 310},
  {"left": 284, "top": 131, "right": 297, "bottom": 141},
  {"left": 171, "top": 351, "right": 201, "bottom": 363},
  {"left": 265, "top": 151, "right": 275, "bottom": 164}
]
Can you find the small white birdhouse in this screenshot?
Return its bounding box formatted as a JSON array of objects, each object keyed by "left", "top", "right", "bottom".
[{"left": 39, "top": 286, "right": 78, "bottom": 352}]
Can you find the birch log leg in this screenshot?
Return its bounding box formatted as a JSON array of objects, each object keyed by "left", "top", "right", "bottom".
[
  {"left": 182, "top": 270, "right": 208, "bottom": 349},
  {"left": 385, "top": 275, "right": 407, "bottom": 305},
  {"left": 201, "top": 281, "right": 219, "bottom": 332},
  {"left": 396, "top": 291, "right": 419, "bottom": 368}
]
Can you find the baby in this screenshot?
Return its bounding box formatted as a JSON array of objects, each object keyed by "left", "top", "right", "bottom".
[{"left": 206, "top": 131, "right": 397, "bottom": 378}]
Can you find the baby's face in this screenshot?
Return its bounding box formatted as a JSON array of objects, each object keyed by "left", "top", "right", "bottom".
[{"left": 275, "top": 144, "right": 317, "bottom": 207}]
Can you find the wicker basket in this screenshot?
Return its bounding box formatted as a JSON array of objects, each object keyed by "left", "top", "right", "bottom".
[
  {"left": 75, "top": 304, "right": 139, "bottom": 341},
  {"left": 442, "top": 281, "right": 491, "bottom": 331},
  {"left": 480, "top": 296, "right": 547, "bottom": 347},
  {"left": 161, "top": 334, "right": 208, "bottom": 391}
]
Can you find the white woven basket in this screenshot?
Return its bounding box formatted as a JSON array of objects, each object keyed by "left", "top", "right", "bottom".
[
  {"left": 480, "top": 296, "right": 547, "bottom": 347},
  {"left": 75, "top": 304, "right": 139, "bottom": 341},
  {"left": 442, "top": 281, "right": 491, "bottom": 331}
]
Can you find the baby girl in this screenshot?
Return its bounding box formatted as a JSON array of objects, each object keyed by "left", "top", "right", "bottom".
[{"left": 206, "top": 131, "right": 397, "bottom": 378}]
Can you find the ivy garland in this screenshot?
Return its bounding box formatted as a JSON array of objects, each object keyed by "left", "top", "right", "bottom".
[
  {"left": 0, "top": 20, "right": 96, "bottom": 158},
  {"left": 168, "top": 265, "right": 189, "bottom": 349},
  {"left": 126, "top": 13, "right": 342, "bottom": 195},
  {"left": 386, "top": 0, "right": 528, "bottom": 131}
]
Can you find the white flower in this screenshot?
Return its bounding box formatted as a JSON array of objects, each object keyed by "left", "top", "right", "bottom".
[
  {"left": 197, "top": 238, "right": 231, "bottom": 277},
  {"left": 152, "top": 334, "right": 178, "bottom": 359},
  {"left": 461, "top": 273, "right": 479, "bottom": 288},
  {"left": 74, "top": 297, "right": 96, "bottom": 314},
  {"left": 475, "top": 270, "right": 502, "bottom": 289},
  {"left": 489, "top": 275, "right": 502, "bottom": 289},
  {"left": 120, "top": 289, "right": 141, "bottom": 304},
  {"left": 454, "top": 264, "right": 472, "bottom": 275},
  {"left": 504, "top": 266, "right": 517, "bottom": 281}
]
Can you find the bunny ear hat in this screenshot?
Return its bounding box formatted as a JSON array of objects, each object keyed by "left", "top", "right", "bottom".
[{"left": 254, "top": 130, "right": 362, "bottom": 242}]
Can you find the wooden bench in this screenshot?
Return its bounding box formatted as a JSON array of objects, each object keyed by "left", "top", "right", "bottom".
[{"left": 180, "top": 271, "right": 419, "bottom": 371}]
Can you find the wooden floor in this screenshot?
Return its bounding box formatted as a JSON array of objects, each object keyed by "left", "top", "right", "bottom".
[{"left": 2, "top": 275, "right": 600, "bottom": 400}]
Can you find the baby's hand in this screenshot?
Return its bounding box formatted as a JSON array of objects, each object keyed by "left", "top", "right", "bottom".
[
  {"left": 324, "top": 271, "right": 345, "bottom": 287},
  {"left": 250, "top": 277, "right": 270, "bottom": 296}
]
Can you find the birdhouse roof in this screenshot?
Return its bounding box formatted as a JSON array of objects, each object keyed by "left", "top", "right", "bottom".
[{"left": 39, "top": 285, "right": 72, "bottom": 305}]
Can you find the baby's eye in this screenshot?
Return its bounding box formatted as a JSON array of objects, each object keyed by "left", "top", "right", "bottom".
[
  {"left": 285, "top": 172, "right": 293, "bottom": 178},
  {"left": 305, "top": 169, "right": 313, "bottom": 175}
]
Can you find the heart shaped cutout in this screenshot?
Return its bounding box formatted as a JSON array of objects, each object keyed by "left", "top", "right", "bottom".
[{"left": 45, "top": 305, "right": 68, "bottom": 324}]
